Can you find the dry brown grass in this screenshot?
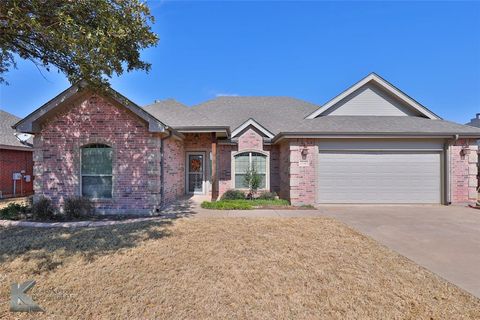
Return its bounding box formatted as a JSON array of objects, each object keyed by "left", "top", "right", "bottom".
[
  {"left": 0, "top": 217, "right": 478, "bottom": 319},
  {"left": 0, "top": 197, "right": 30, "bottom": 210}
]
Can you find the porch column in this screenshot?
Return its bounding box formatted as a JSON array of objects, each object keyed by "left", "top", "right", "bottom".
[{"left": 211, "top": 133, "right": 219, "bottom": 200}]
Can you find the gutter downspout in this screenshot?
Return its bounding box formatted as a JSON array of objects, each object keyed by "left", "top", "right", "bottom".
[
  {"left": 160, "top": 130, "right": 173, "bottom": 209},
  {"left": 444, "top": 134, "right": 459, "bottom": 205}
]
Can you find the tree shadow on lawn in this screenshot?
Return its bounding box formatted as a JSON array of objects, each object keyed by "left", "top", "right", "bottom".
[{"left": 0, "top": 219, "right": 173, "bottom": 273}]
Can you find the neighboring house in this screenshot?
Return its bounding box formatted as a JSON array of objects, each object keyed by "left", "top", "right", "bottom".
[
  {"left": 13, "top": 73, "right": 480, "bottom": 214},
  {"left": 0, "top": 110, "right": 34, "bottom": 198},
  {"left": 466, "top": 113, "right": 480, "bottom": 190}
]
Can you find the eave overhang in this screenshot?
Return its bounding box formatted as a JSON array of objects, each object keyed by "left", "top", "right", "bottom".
[{"left": 271, "top": 132, "right": 480, "bottom": 144}]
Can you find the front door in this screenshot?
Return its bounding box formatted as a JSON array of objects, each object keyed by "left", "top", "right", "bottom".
[{"left": 186, "top": 152, "right": 205, "bottom": 194}]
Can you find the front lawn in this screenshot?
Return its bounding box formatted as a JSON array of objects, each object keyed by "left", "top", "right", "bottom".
[
  {"left": 0, "top": 217, "right": 478, "bottom": 319},
  {"left": 201, "top": 199, "right": 290, "bottom": 210}
]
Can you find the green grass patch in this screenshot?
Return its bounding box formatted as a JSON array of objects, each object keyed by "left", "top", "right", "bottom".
[{"left": 201, "top": 199, "right": 290, "bottom": 210}]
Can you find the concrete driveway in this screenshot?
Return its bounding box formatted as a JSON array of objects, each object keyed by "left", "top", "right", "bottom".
[{"left": 316, "top": 205, "right": 480, "bottom": 298}]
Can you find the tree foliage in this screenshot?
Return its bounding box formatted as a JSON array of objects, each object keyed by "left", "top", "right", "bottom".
[
  {"left": 0, "top": 0, "right": 159, "bottom": 85},
  {"left": 244, "top": 166, "right": 262, "bottom": 199}
]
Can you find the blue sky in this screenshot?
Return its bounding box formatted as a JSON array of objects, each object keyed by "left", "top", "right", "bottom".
[{"left": 0, "top": 1, "right": 479, "bottom": 123}]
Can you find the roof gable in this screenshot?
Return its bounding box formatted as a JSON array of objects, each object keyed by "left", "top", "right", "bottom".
[
  {"left": 231, "top": 118, "right": 274, "bottom": 139},
  {"left": 306, "top": 73, "right": 441, "bottom": 120},
  {"left": 14, "top": 81, "right": 168, "bottom": 134}
]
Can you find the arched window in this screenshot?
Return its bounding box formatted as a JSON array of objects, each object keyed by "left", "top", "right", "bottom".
[
  {"left": 81, "top": 144, "right": 113, "bottom": 198},
  {"left": 234, "top": 152, "right": 267, "bottom": 189}
]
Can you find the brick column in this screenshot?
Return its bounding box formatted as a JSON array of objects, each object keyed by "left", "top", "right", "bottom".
[
  {"left": 289, "top": 139, "right": 317, "bottom": 206},
  {"left": 450, "top": 139, "right": 478, "bottom": 204},
  {"left": 211, "top": 133, "right": 218, "bottom": 201}
]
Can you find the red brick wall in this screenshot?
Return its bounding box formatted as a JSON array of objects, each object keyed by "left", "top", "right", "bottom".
[
  {"left": 266, "top": 145, "right": 280, "bottom": 193},
  {"left": 0, "top": 149, "right": 33, "bottom": 198},
  {"left": 238, "top": 128, "right": 263, "bottom": 151},
  {"left": 34, "top": 94, "right": 162, "bottom": 214},
  {"left": 163, "top": 138, "right": 185, "bottom": 203},
  {"left": 450, "top": 139, "right": 478, "bottom": 204},
  {"left": 218, "top": 144, "right": 236, "bottom": 196},
  {"left": 278, "top": 141, "right": 291, "bottom": 201}
]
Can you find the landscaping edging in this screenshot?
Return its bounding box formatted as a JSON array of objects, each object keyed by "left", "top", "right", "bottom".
[{"left": 0, "top": 215, "right": 176, "bottom": 228}]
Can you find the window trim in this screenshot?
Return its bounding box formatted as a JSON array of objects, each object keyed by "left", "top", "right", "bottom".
[
  {"left": 231, "top": 149, "right": 270, "bottom": 191},
  {"left": 80, "top": 143, "right": 113, "bottom": 200}
]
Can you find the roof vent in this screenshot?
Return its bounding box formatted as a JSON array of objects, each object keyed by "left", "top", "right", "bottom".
[{"left": 476, "top": 113, "right": 480, "bottom": 119}]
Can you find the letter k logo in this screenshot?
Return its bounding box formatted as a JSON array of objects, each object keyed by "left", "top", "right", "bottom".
[{"left": 10, "top": 280, "right": 44, "bottom": 312}]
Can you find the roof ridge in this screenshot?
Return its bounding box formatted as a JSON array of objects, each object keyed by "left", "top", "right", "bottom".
[
  {"left": 143, "top": 98, "right": 188, "bottom": 108},
  {"left": 0, "top": 109, "right": 21, "bottom": 121},
  {"left": 191, "top": 96, "right": 320, "bottom": 109}
]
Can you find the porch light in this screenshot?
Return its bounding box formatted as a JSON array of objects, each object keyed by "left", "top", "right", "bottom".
[{"left": 301, "top": 147, "right": 309, "bottom": 158}]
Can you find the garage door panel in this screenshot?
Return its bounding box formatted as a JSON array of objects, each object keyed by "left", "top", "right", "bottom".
[{"left": 317, "top": 152, "right": 441, "bottom": 204}]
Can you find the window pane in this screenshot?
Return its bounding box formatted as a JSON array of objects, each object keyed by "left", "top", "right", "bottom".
[
  {"left": 235, "top": 153, "right": 250, "bottom": 173},
  {"left": 235, "top": 174, "right": 249, "bottom": 189},
  {"left": 82, "top": 176, "right": 112, "bottom": 198},
  {"left": 82, "top": 146, "right": 112, "bottom": 175},
  {"left": 258, "top": 174, "right": 266, "bottom": 189},
  {"left": 251, "top": 153, "right": 266, "bottom": 174},
  {"left": 188, "top": 155, "right": 203, "bottom": 173}
]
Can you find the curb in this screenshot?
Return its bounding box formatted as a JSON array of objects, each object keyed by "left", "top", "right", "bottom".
[{"left": 0, "top": 215, "right": 176, "bottom": 228}]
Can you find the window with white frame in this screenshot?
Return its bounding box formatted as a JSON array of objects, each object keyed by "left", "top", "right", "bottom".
[
  {"left": 234, "top": 152, "right": 267, "bottom": 189},
  {"left": 81, "top": 144, "right": 113, "bottom": 198}
]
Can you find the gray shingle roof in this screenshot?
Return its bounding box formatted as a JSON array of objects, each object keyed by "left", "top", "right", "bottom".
[
  {"left": 144, "top": 99, "right": 215, "bottom": 128},
  {"left": 191, "top": 96, "right": 319, "bottom": 134},
  {"left": 142, "top": 96, "right": 480, "bottom": 138},
  {"left": 0, "top": 109, "right": 33, "bottom": 149},
  {"left": 287, "top": 116, "right": 480, "bottom": 135}
]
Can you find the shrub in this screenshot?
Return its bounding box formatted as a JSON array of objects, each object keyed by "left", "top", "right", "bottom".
[
  {"left": 244, "top": 167, "right": 261, "bottom": 198},
  {"left": 32, "top": 196, "right": 55, "bottom": 220},
  {"left": 200, "top": 199, "right": 290, "bottom": 210},
  {"left": 257, "top": 191, "right": 278, "bottom": 200},
  {"left": 220, "top": 189, "right": 245, "bottom": 200},
  {"left": 63, "top": 196, "right": 94, "bottom": 219},
  {"left": 0, "top": 203, "right": 29, "bottom": 220}
]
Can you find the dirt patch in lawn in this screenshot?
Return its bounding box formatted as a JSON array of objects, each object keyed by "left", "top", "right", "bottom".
[{"left": 0, "top": 217, "right": 478, "bottom": 319}]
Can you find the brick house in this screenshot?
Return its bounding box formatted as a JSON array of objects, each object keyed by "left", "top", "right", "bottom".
[
  {"left": 13, "top": 74, "right": 480, "bottom": 214},
  {"left": 0, "top": 110, "right": 34, "bottom": 198}
]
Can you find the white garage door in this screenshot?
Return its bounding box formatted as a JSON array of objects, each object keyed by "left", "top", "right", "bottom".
[{"left": 317, "top": 152, "right": 441, "bottom": 203}]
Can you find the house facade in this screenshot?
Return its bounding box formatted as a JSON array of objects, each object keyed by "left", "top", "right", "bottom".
[
  {"left": 13, "top": 74, "right": 480, "bottom": 214},
  {"left": 0, "top": 110, "right": 34, "bottom": 198}
]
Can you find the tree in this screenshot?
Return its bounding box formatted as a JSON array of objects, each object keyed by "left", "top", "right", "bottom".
[
  {"left": 244, "top": 166, "right": 261, "bottom": 199},
  {"left": 0, "top": 0, "right": 159, "bottom": 85}
]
